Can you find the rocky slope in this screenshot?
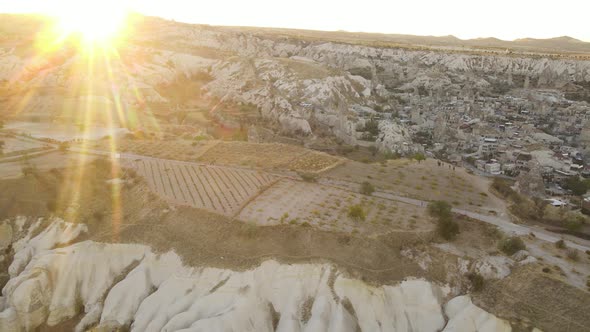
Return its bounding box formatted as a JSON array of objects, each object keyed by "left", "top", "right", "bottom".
[
  {"left": 2, "top": 15, "right": 590, "bottom": 152},
  {"left": 0, "top": 217, "right": 514, "bottom": 332}
]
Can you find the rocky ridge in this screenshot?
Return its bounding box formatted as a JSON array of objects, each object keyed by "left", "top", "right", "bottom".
[{"left": 2, "top": 16, "right": 590, "bottom": 152}]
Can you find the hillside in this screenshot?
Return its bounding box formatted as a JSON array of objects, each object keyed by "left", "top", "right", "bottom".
[{"left": 1, "top": 14, "right": 590, "bottom": 154}]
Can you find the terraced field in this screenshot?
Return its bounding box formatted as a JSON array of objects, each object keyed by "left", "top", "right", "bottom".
[
  {"left": 130, "top": 158, "right": 277, "bottom": 216},
  {"left": 0, "top": 135, "right": 51, "bottom": 157},
  {"left": 238, "top": 178, "right": 432, "bottom": 235}
]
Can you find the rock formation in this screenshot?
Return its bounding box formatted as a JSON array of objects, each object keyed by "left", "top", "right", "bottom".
[
  {"left": 0, "top": 217, "right": 514, "bottom": 332},
  {"left": 2, "top": 16, "right": 590, "bottom": 153}
]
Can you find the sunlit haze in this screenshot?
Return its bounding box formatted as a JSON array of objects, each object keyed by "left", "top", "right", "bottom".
[{"left": 2, "top": 0, "right": 589, "bottom": 42}]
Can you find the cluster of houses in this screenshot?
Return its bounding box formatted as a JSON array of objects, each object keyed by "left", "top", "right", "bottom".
[{"left": 391, "top": 89, "right": 590, "bottom": 207}]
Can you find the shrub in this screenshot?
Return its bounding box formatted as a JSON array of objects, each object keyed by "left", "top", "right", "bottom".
[
  {"left": 360, "top": 181, "right": 375, "bottom": 196},
  {"left": 348, "top": 204, "right": 366, "bottom": 222},
  {"left": 437, "top": 218, "right": 460, "bottom": 240},
  {"left": 299, "top": 172, "right": 318, "bottom": 183},
  {"left": 383, "top": 151, "right": 400, "bottom": 160},
  {"left": 428, "top": 201, "right": 459, "bottom": 240},
  {"left": 491, "top": 178, "right": 521, "bottom": 203},
  {"left": 361, "top": 118, "right": 379, "bottom": 137},
  {"left": 427, "top": 201, "right": 452, "bottom": 219},
  {"left": 466, "top": 272, "right": 485, "bottom": 292},
  {"left": 565, "top": 214, "right": 584, "bottom": 232},
  {"left": 566, "top": 249, "right": 579, "bottom": 261},
  {"left": 58, "top": 142, "right": 69, "bottom": 152},
  {"left": 413, "top": 153, "right": 426, "bottom": 163},
  {"left": 498, "top": 236, "right": 526, "bottom": 256},
  {"left": 21, "top": 166, "right": 36, "bottom": 177},
  {"left": 555, "top": 239, "right": 566, "bottom": 249}
]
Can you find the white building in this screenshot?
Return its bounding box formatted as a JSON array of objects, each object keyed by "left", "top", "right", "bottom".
[{"left": 485, "top": 162, "right": 502, "bottom": 175}]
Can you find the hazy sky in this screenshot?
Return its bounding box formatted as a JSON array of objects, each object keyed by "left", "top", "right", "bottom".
[{"left": 2, "top": 0, "right": 589, "bottom": 41}]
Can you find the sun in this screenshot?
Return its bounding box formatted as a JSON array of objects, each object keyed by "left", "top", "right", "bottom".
[{"left": 49, "top": 0, "right": 130, "bottom": 45}]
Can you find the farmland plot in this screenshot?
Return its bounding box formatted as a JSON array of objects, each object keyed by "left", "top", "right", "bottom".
[
  {"left": 324, "top": 158, "right": 505, "bottom": 213},
  {"left": 238, "top": 178, "right": 433, "bottom": 235},
  {"left": 197, "top": 141, "right": 341, "bottom": 172},
  {"left": 0, "top": 136, "right": 50, "bottom": 156},
  {"left": 131, "top": 158, "right": 277, "bottom": 216}
]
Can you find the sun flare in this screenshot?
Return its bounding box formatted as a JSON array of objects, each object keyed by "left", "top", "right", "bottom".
[{"left": 49, "top": 0, "right": 130, "bottom": 44}]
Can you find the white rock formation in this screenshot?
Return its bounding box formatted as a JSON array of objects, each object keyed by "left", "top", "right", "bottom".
[
  {"left": 444, "top": 296, "right": 512, "bottom": 332},
  {"left": 0, "top": 218, "right": 515, "bottom": 332}
]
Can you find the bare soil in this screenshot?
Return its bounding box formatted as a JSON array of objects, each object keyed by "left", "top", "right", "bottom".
[
  {"left": 324, "top": 158, "right": 506, "bottom": 214},
  {"left": 474, "top": 264, "right": 590, "bottom": 332},
  {"left": 238, "top": 178, "right": 432, "bottom": 235}
]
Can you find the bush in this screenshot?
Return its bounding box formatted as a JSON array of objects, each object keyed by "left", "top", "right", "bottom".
[
  {"left": 466, "top": 272, "right": 485, "bottom": 292},
  {"left": 58, "top": 142, "right": 69, "bottom": 152},
  {"left": 348, "top": 204, "right": 366, "bottom": 222},
  {"left": 437, "top": 218, "right": 460, "bottom": 240},
  {"left": 498, "top": 236, "right": 526, "bottom": 256},
  {"left": 21, "top": 166, "right": 36, "bottom": 177},
  {"left": 427, "top": 201, "right": 452, "bottom": 219},
  {"left": 555, "top": 239, "right": 566, "bottom": 249},
  {"left": 383, "top": 151, "right": 400, "bottom": 160},
  {"left": 428, "top": 201, "right": 459, "bottom": 240},
  {"left": 360, "top": 181, "right": 375, "bottom": 196},
  {"left": 491, "top": 178, "right": 521, "bottom": 203},
  {"left": 566, "top": 249, "right": 579, "bottom": 261},
  {"left": 413, "top": 153, "right": 426, "bottom": 163},
  {"left": 565, "top": 214, "right": 584, "bottom": 232},
  {"left": 299, "top": 172, "right": 318, "bottom": 183}
]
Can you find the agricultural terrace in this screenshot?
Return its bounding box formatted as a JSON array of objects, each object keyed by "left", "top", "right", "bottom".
[
  {"left": 0, "top": 134, "right": 51, "bottom": 157},
  {"left": 238, "top": 178, "right": 433, "bottom": 235},
  {"left": 196, "top": 141, "right": 341, "bottom": 172},
  {"left": 0, "top": 151, "right": 96, "bottom": 179},
  {"left": 324, "top": 158, "right": 505, "bottom": 213},
  {"left": 77, "top": 139, "right": 218, "bottom": 161},
  {"left": 77, "top": 139, "right": 341, "bottom": 173},
  {"left": 128, "top": 158, "right": 277, "bottom": 216}
]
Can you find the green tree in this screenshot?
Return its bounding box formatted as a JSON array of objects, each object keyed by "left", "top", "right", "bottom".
[
  {"left": 563, "top": 176, "right": 590, "bottom": 196},
  {"left": 498, "top": 236, "right": 526, "bottom": 256},
  {"left": 413, "top": 153, "right": 426, "bottom": 163}
]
